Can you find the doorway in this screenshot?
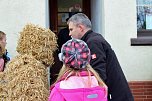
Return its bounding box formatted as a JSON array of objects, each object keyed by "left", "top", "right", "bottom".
[
  {"left": 49, "top": 0, "right": 90, "bottom": 34},
  {"left": 48, "top": 0, "right": 91, "bottom": 85}
]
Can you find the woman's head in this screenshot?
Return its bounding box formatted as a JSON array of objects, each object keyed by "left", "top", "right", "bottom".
[
  {"left": 55, "top": 39, "right": 106, "bottom": 87},
  {"left": 0, "top": 31, "right": 6, "bottom": 48},
  {"left": 58, "top": 39, "right": 91, "bottom": 70}
]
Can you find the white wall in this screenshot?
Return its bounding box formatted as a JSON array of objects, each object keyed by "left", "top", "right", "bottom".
[
  {"left": 0, "top": 0, "right": 46, "bottom": 57},
  {"left": 103, "top": 0, "right": 152, "bottom": 81}
]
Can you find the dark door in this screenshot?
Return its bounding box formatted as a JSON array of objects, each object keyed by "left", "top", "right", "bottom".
[
  {"left": 49, "top": 0, "right": 90, "bottom": 34},
  {"left": 49, "top": 0, "right": 91, "bottom": 85}
]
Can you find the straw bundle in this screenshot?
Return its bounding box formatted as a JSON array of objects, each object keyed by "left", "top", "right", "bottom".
[
  {"left": 0, "top": 72, "right": 8, "bottom": 101},
  {"left": 0, "top": 72, "right": 4, "bottom": 80},
  {"left": 0, "top": 23, "right": 57, "bottom": 101},
  {"left": 16, "top": 24, "right": 57, "bottom": 66},
  {"left": 5, "top": 54, "right": 49, "bottom": 101}
]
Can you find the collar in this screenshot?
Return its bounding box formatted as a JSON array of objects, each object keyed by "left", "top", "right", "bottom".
[
  {"left": 50, "top": 70, "right": 94, "bottom": 90},
  {"left": 78, "top": 70, "right": 94, "bottom": 76},
  {"left": 62, "top": 70, "right": 94, "bottom": 79},
  {"left": 81, "top": 30, "right": 93, "bottom": 41}
]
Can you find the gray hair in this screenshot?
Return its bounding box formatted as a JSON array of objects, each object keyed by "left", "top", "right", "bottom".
[{"left": 67, "top": 13, "right": 92, "bottom": 29}]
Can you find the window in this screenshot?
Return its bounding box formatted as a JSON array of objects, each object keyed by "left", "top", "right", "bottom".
[
  {"left": 137, "top": 0, "right": 152, "bottom": 30},
  {"left": 57, "top": 0, "right": 83, "bottom": 33},
  {"left": 49, "top": 0, "right": 90, "bottom": 35},
  {"left": 131, "top": 0, "right": 152, "bottom": 45}
]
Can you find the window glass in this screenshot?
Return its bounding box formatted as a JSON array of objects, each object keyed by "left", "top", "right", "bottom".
[
  {"left": 58, "top": 0, "right": 82, "bottom": 12},
  {"left": 137, "top": 0, "right": 152, "bottom": 30},
  {"left": 57, "top": 0, "right": 83, "bottom": 33}
]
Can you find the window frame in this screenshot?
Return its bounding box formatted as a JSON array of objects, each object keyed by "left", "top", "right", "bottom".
[
  {"left": 131, "top": 30, "right": 152, "bottom": 46},
  {"left": 131, "top": 0, "right": 152, "bottom": 46}
]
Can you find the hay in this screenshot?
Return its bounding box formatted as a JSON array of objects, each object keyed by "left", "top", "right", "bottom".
[
  {"left": 0, "top": 72, "right": 8, "bottom": 101},
  {"left": 0, "top": 23, "right": 57, "bottom": 101},
  {"left": 5, "top": 54, "right": 49, "bottom": 101},
  {"left": 16, "top": 24, "right": 57, "bottom": 66}
]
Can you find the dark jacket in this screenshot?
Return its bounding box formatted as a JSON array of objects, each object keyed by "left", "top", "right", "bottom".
[
  {"left": 57, "top": 27, "right": 71, "bottom": 52},
  {"left": 50, "top": 27, "right": 71, "bottom": 85},
  {"left": 81, "top": 30, "right": 134, "bottom": 101}
]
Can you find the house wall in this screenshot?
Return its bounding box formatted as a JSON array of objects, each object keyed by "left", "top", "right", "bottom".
[
  {"left": 0, "top": 0, "right": 152, "bottom": 100},
  {"left": 1, "top": 0, "right": 151, "bottom": 82},
  {"left": 0, "top": 0, "right": 151, "bottom": 81},
  {"left": 129, "top": 81, "right": 152, "bottom": 101},
  {"left": 102, "top": 1, "right": 152, "bottom": 100},
  {"left": 0, "top": 0, "right": 46, "bottom": 57},
  {"left": 103, "top": 0, "right": 152, "bottom": 81}
]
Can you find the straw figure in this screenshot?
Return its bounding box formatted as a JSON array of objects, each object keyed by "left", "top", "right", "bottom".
[{"left": 0, "top": 24, "right": 57, "bottom": 101}]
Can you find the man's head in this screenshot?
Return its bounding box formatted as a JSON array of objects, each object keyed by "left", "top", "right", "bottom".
[
  {"left": 58, "top": 39, "right": 91, "bottom": 69},
  {"left": 67, "top": 13, "right": 92, "bottom": 39}
]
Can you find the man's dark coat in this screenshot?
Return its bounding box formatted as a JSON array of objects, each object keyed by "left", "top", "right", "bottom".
[{"left": 81, "top": 30, "right": 134, "bottom": 101}]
